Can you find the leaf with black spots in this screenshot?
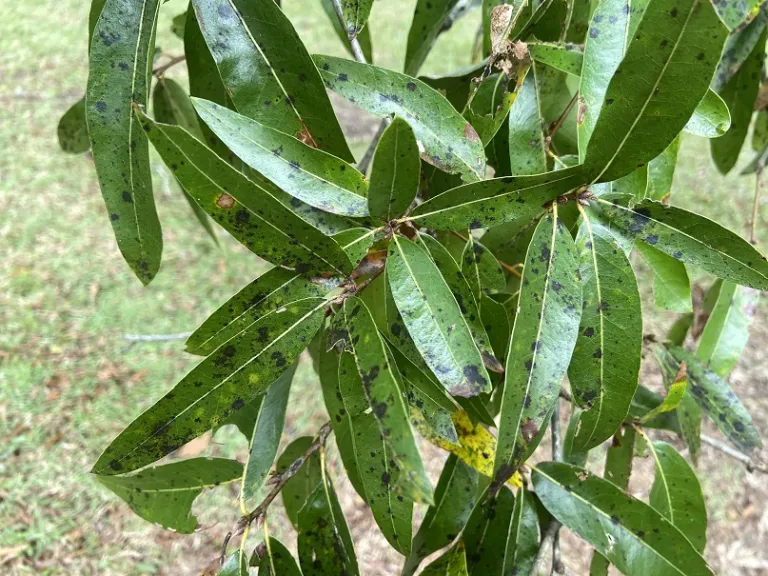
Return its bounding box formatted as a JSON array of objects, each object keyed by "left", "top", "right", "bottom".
[
  {"left": 190, "top": 0, "right": 352, "bottom": 160},
  {"left": 58, "top": 98, "right": 90, "bottom": 154},
  {"left": 86, "top": 0, "right": 163, "bottom": 284},
  {"left": 92, "top": 298, "right": 327, "bottom": 475},
  {"left": 314, "top": 55, "right": 486, "bottom": 182},
  {"left": 528, "top": 42, "right": 584, "bottom": 76},
  {"left": 368, "top": 117, "right": 420, "bottom": 221},
  {"left": 464, "top": 72, "right": 516, "bottom": 145},
  {"left": 277, "top": 437, "right": 322, "bottom": 529},
  {"left": 96, "top": 458, "right": 242, "bottom": 533},
  {"left": 460, "top": 235, "right": 505, "bottom": 303},
  {"left": 596, "top": 199, "right": 768, "bottom": 290},
  {"left": 712, "top": 16, "right": 766, "bottom": 92},
  {"left": 685, "top": 89, "right": 731, "bottom": 138},
  {"left": 405, "top": 0, "right": 462, "bottom": 76},
  {"left": 333, "top": 227, "right": 378, "bottom": 266},
  {"left": 494, "top": 211, "right": 582, "bottom": 487},
  {"left": 420, "top": 541, "right": 469, "bottom": 575},
  {"left": 507, "top": 64, "right": 548, "bottom": 175},
  {"left": 712, "top": 0, "right": 763, "bottom": 31},
  {"left": 635, "top": 241, "right": 692, "bottom": 313},
  {"left": 258, "top": 536, "right": 302, "bottom": 576},
  {"left": 320, "top": 0, "right": 373, "bottom": 62}
]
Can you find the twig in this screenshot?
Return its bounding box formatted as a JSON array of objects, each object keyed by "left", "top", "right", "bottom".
[
  {"left": 558, "top": 387, "right": 572, "bottom": 402},
  {"left": 532, "top": 519, "right": 562, "bottom": 575},
  {"left": 700, "top": 434, "right": 768, "bottom": 474},
  {"left": 442, "top": 0, "right": 474, "bottom": 32},
  {"left": 152, "top": 55, "right": 186, "bottom": 77},
  {"left": 549, "top": 401, "right": 564, "bottom": 575},
  {"left": 121, "top": 332, "right": 192, "bottom": 342},
  {"left": 547, "top": 91, "right": 578, "bottom": 148}
]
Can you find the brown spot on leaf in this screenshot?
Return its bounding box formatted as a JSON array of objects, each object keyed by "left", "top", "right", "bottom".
[{"left": 216, "top": 193, "right": 235, "bottom": 209}]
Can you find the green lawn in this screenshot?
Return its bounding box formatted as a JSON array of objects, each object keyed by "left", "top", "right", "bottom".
[{"left": 0, "top": 1, "right": 764, "bottom": 574}]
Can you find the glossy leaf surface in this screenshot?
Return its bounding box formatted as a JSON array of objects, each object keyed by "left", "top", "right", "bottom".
[{"left": 685, "top": 89, "right": 731, "bottom": 138}]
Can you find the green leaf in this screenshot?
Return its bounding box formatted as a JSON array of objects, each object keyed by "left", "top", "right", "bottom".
[
  {"left": 533, "top": 462, "right": 714, "bottom": 576},
  {"left": 277, "top": 437, "right": 322, "bottom": 529},
  {"left": 220, "top": 551, "right": 248, "bottom": 576},
  {"left": 333, "top": 227, "right": 377, "bottom": 266},
  {"left": 507, "top": 65, "right": 548, "bottom": 176},
  {"left": 460, "top": 235, "right": 505, "bottom": 303},
  {"left": 258, "top": 536, "right": 302, "bottom": 576},
  {"left": 647, "top": 440, "right": 707, "bottom": 552},
  {"left": 405, "top": 0, "right": 461, "bottom": 76},
  {"left": 419, "top": 60, "right": 488, "bottom": 110},
  {"left": 298, "top": 463, "right": 359, "bottom": 576},
  {"left": 646, "top": 136, "right": 680, "bottom": 202},
  {"left": 96, "top": 458, "right": 243, "bottom": 533},
  {"left": 480, "top": 294, "right": 512, "bottom": 367},
  {"left": 335, "top": 296, "right": 434, "bottom": 504},
  {"left": 712, "top": 0, "right": 762, "bottom": 31},
  {"left": 568, "top": 214, "right": 641, "bottom": 451},
  {"left": 314, "top": 55, "right": 487, "bottom": 182},
  {"left": 58, "top": 98, "right": 90, "bottom": 154},
  {"left": 193, "top": 99, "right": 369, "bottom": 217},
  {"left": 669, "top": 346, "right": 763, "bottom": 453},
  {"left": 583, "top": 0, "right": 728, "bottom": 181},
  {"left": 368, "top": 117, "right": 420, "bottom": 221},
  {"left": 627, "top": 384, "right": 682, "bottom": 433},
  {"left": 408, "top": 165, "right": 585, "bottom": 230},
  {"left": 388, "top": 235, "right": 492, "bottom": 397},
  {"left": 420, "top": 541, "right": 469, "bottom": 575},
  {"left": 86, "top": 0, "right": 162, "bottom": 284},
  {"left": 405, "top": 455, "right": 479, "bottom": 574},
  {"left": 240, "top": 361, "right": 296, "bottom": 503},
  {"left": 93, "top": 298, "right": 327, "bottom": 475},
  {"left": 696, "top": 281, "right": 759, "bottom": 377},
  {"left": 338, "top": 0, "right": 374, "bottom": 38},
  {"left": 528, "top": 42, "right": 584, "bottom": 76},
  {"left": 171, "top": 11, "right": 186, "bottom": 39},
  {"left": 684, "top": 89, "right": 731, "bottom": 138},
  {"left": 464, "top": 72, "right": 516, "bottom": 145},
  {"left": 712, "top": 16, "right": 766, "bottom": 92},
  {"left": 136, "top": 110, "right": 354, "bottom": 275},
  {"left": 639, "top": 378, "right": 687, "bottom": 423},
  {"left": 711, "top": 27, "right": 766, "bottom": 174},
  {"left": 190, "top": 0, "right": 352, "bottom": 160},
  {"left": 320, "top": 0, "right": 373, "bottom": 62},
  {"left": 494, "top": 211, "right": 582, "bottom": 485},
  {"left": 595, "top": 199, "right": 768, "bottom": 290},
  {"left": 635, "top": 241, "right": 692, "bottom": 313}
]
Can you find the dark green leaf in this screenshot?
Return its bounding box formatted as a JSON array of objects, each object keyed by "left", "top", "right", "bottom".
[
  {"left": 685, "top": 89, "right": 731, "bottom": 138},
  {"left": 563, "top": 407, "right": 589, "bottom": 466},
  {"left": 480, "top": 294, "right": 512, "bottom": 367},
  {"left": 171, "top": 11, "right": 186, "bottom": 39},
  {"left": 96, "top": 458, "right": 243, "bottom": 533},
  {"left": 321, "top": 0, "right": 373, "bottom": 62},
  {"left": 278, "top": 437, "right": 322, "bottom": 529},
  {"left": 420, "top": 60, "right": 488, "bottom": 110},
  {"left": 533, "top": 462, "right": 714, "bottom": 576},
  {"left": 405, "top": 0, "right": 461, "bottom": 76},
  {"left": 338, "top": 0, "right": 374, "bottom": 38},
  {"left": 193, "top": 99, "right": 369, "bottom": 217},
  {"left": 583, "top": 0, "right": 728, "bottom": 181},
  {"left": 86, "top": 0, "right": 162, "bottom": 284},
  {"left": 88, "top": 0, "right": 107, "bottom": 48},
  {"left": 635, "top": 241, "right": 692, "bottom": 313},
  {"left": 136, "top": 110, "right": 354, "bottom": 275},
  {"left": 494, "top": 211, "right": 582, "bottom": 486},
  {"left": 368, "top": 117, "right": 420, "bottom": 221},
  {"left": 568, "top": 215, "right": 641, "bottom": 451},
  {"left": 420, "top": 541, "right": 469, "bottom": 575},
  {"left": 58, "top": 97, "right": 90, "bottom": 154},
  {"left": 645, "top": 136, "right": 680, "bottom": 202},
  {"left": 460, "top": 235, "right": 505, "bottom": 303},
  {"left": 258, "top": 536, "right": 302, "bottom": 576},
  {"left": 93, "top": 298, "right": 327, "bottom": 475},
  {"left": 191, "top": 0, "right": 352, "bottom": 160},
  {"left": 507, "top": 65, "right": 548, "bottom": 175},
  {"left": 596, "top": 199, "right": 768, "bottom": 290},
  {"left": 528, "top": 42, "right": 584, "bottom": 76},
  {"left": 314, "top": 55, "right": 486, "bottom": 182},
  {"left": 388, "top": 235, "right": 493, "bottom": 397},
  {"left": 464, "top": 72, "right": 515, "bottom": 145}
]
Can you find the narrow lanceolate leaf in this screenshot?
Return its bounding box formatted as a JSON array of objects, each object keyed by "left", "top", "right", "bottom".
[
  {"left": 460, "top": 236, "right": 505, "bottom": 303},
  {"left": 712, "top": 0, "right": 762, "bottom": 31},
  {"left": 339, "top": 0, "right": 374, "bottom": 38},
  {"left": 507, "top": 65, "right": 548, "bottom": 176},
  {"left": 647, "top": 439, "right": 707, "bottom": 552},
  {"left": 712, "top": 27, "right": 766, "bottom": 174},
  {"left": 420, "top": 234, "right": 503, "bottom": 373},
  {"left": 696, "top": 281, "right": 759, "bottom": 377},
  {"left": 533, "top": 462, "right": 714, "bottom": 576},
  {"left": 494, "top": 211, "right": 582, "bottom": 486},
  {"left": 368, "top": 117, "right": 420, "bottom": 221},
  {"left": 388, "top": 236, "right": 492, "bottom": 397},
  {"left": 568, "top": 215, "right": 641, "bottom": 451},
  {"left": 314, "top": 55, "right": 486, "bottom": 182},
  {"left": 409, "top": 165, "right": 585, "bottom": 230},
  {"left": 420, "top": 542, "right": 469, "bottom": 575},
  {"left": 86, "top": 0, "right": 162, "bottom": 284},
  {"left": 639, "top": 377, "right": 687, "bottom": 423},
  {"left": 684, "top": 89, "right": 731, "bottom": 138},
  {"left": 58, "top": 98, "right": 90, "bottom": 154},
  {"left": 337, "top": 297, "right": 434, "bottom": 504},
  {"left": 240, "top": 361, "right": 295, "bottom": 503},
  {"left": 93, "top": 298, "right": 327, "bottom": 475},
  {"left": 528, "top": 42, "right": 584, "bottom": 76},
  {"left": 405, "top": 0, "right": 461, "bottom": 76},
  {"left": 298, "top": 463, "right": 359, "bottom": 576},
  {"left": 669, "top": 346, "right": 763, "bottom": 453},
  {"left": 193, "top": 99, "right": 369, "bottom": 217},
  {"left": 96, "top": 458, "right": 242, "bottom": 533},
  {"left": 583, "top": 0, "right": 728, "bottom": 181},
  {"left": 191, "top": 0, "right": 352, "bottom": 160},
  {"left": 596, "top": 199, "right": 768, "bottom": 290},
  {"left": 277, "top": 437, "right": 322, "bottom": 529},
  {"left": 259, "top": 537, "right": 302, "bottom": 576},
  {"left": 712, "top": 16, "right": 766, "bottom": 91},
  {"left": 635, "top": 241, "right": 692, "bottom": 313},
  {"left": 646, "top": 136, "right": 680, "bottom": 202},
  {"left": 136, "top": 111, "right": 353, "bottom": 275}
]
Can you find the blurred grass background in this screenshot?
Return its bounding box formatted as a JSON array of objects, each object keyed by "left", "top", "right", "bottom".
[{"left": 1, "top": 0, "right": 766, "bottom": 574}]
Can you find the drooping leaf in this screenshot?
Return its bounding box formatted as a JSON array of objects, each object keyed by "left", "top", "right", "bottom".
[
  {"left": 568, "top": 214, "right": 641, "bottom": 450},
  {"left": 533, "top": 462, "right": 714, "bottom": 576},
  {"left": 258, "top": 536, "right": 302, "bottom": 576},
  {"left": 712, "top": 16, "right": 767, "bottom": 91},
  {"left": 190, "top": 0, "right": 352, "bottom": 160},
  {"left": 240, "top": 361, "right": 296, "bottom": 503},
  {"left": 528, "top": 42, "right": 584, "bottom": 76},
  {"left": 86, "top": 0, "right": 162, "bottom": 284},
  {"left": 405, "top": 0, "right": 461, "bottom": 76},
  {"left": 583, "top": 0, "right": 728, "bottom": 181},
  {"left": 507, "top": 65, "right": 548, "bottom": 175},
  {"left": 193, "top": 99, "right": 369, "bottom": 217},
  {"left": 684, "top": 89, "right": 731, "bottom": 138},
  {"left": 368, "top": 117, "right": 420, "bottom": 221},
  {"left": 93, "top": 298, "right": 327, "bottom": 475},
  {"left": 408, "top": 165, "right": 585, "bottom": 230},
  {"left": 96, "top": 458, "right": 243, "bottom": 533},
  {"left": 388, "top": 235, "right": 492, "bottom": 397},
  {"left": 645, "top": 136, "right": 680, "bottom": 202},
  {"left": 136, "top": 110, "right": 354, "bottom": 275},
  {"left": 320, "top": 0, "right": 373, "bottom": 62},
  {"left": 58, "top": 98, "right": 90, "bottom": 154},
  {"left": 314, "top": 55, "right": 487, "bottom": 182},
  {"left": 711, "top": 27, "right": 766, "bottom": 174},
  {"left": 278, "top": 437, "right": 322, "bottom": 529},
  {"left": 494, "top": 210, "right": 582, "bottom": 487},
  {"left": 635, "top": 241, "right": 692, "bottom": 313},
  {"left": 420, "top": 541, "right": 469, "bottom": 576},
  {"left": 595, "top": 199, "right": 768, "bottom": 290},
  {"left": 460, "top": 235, "right": 505, "bottom": 303}
]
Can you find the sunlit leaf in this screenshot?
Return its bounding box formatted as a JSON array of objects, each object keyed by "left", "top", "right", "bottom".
[
  {"left": 685, "top": 89, "right": 731, "bottom": 138},
  {"left": 420, "top": 541, "right": 469, "bottom": 575}
]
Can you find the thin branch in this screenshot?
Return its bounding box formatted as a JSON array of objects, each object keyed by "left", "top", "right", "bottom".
[
  {"left": 532, "top": 519, "right": 563, "bottom": 575},
  {"left": 547, "top": 91, "right": 578, "bottom": 147},
  {"left": 700, "top": 434, "right": 768, "bottom": 474},
  {"left": 549, "top": 401, "right": 564, "bottom": 575},
  {"left": 152, "top": 55, "right": 186, "bottom": 77},
  {"left": 122, "top": 332, "right": 192, "bottom": 342}
]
